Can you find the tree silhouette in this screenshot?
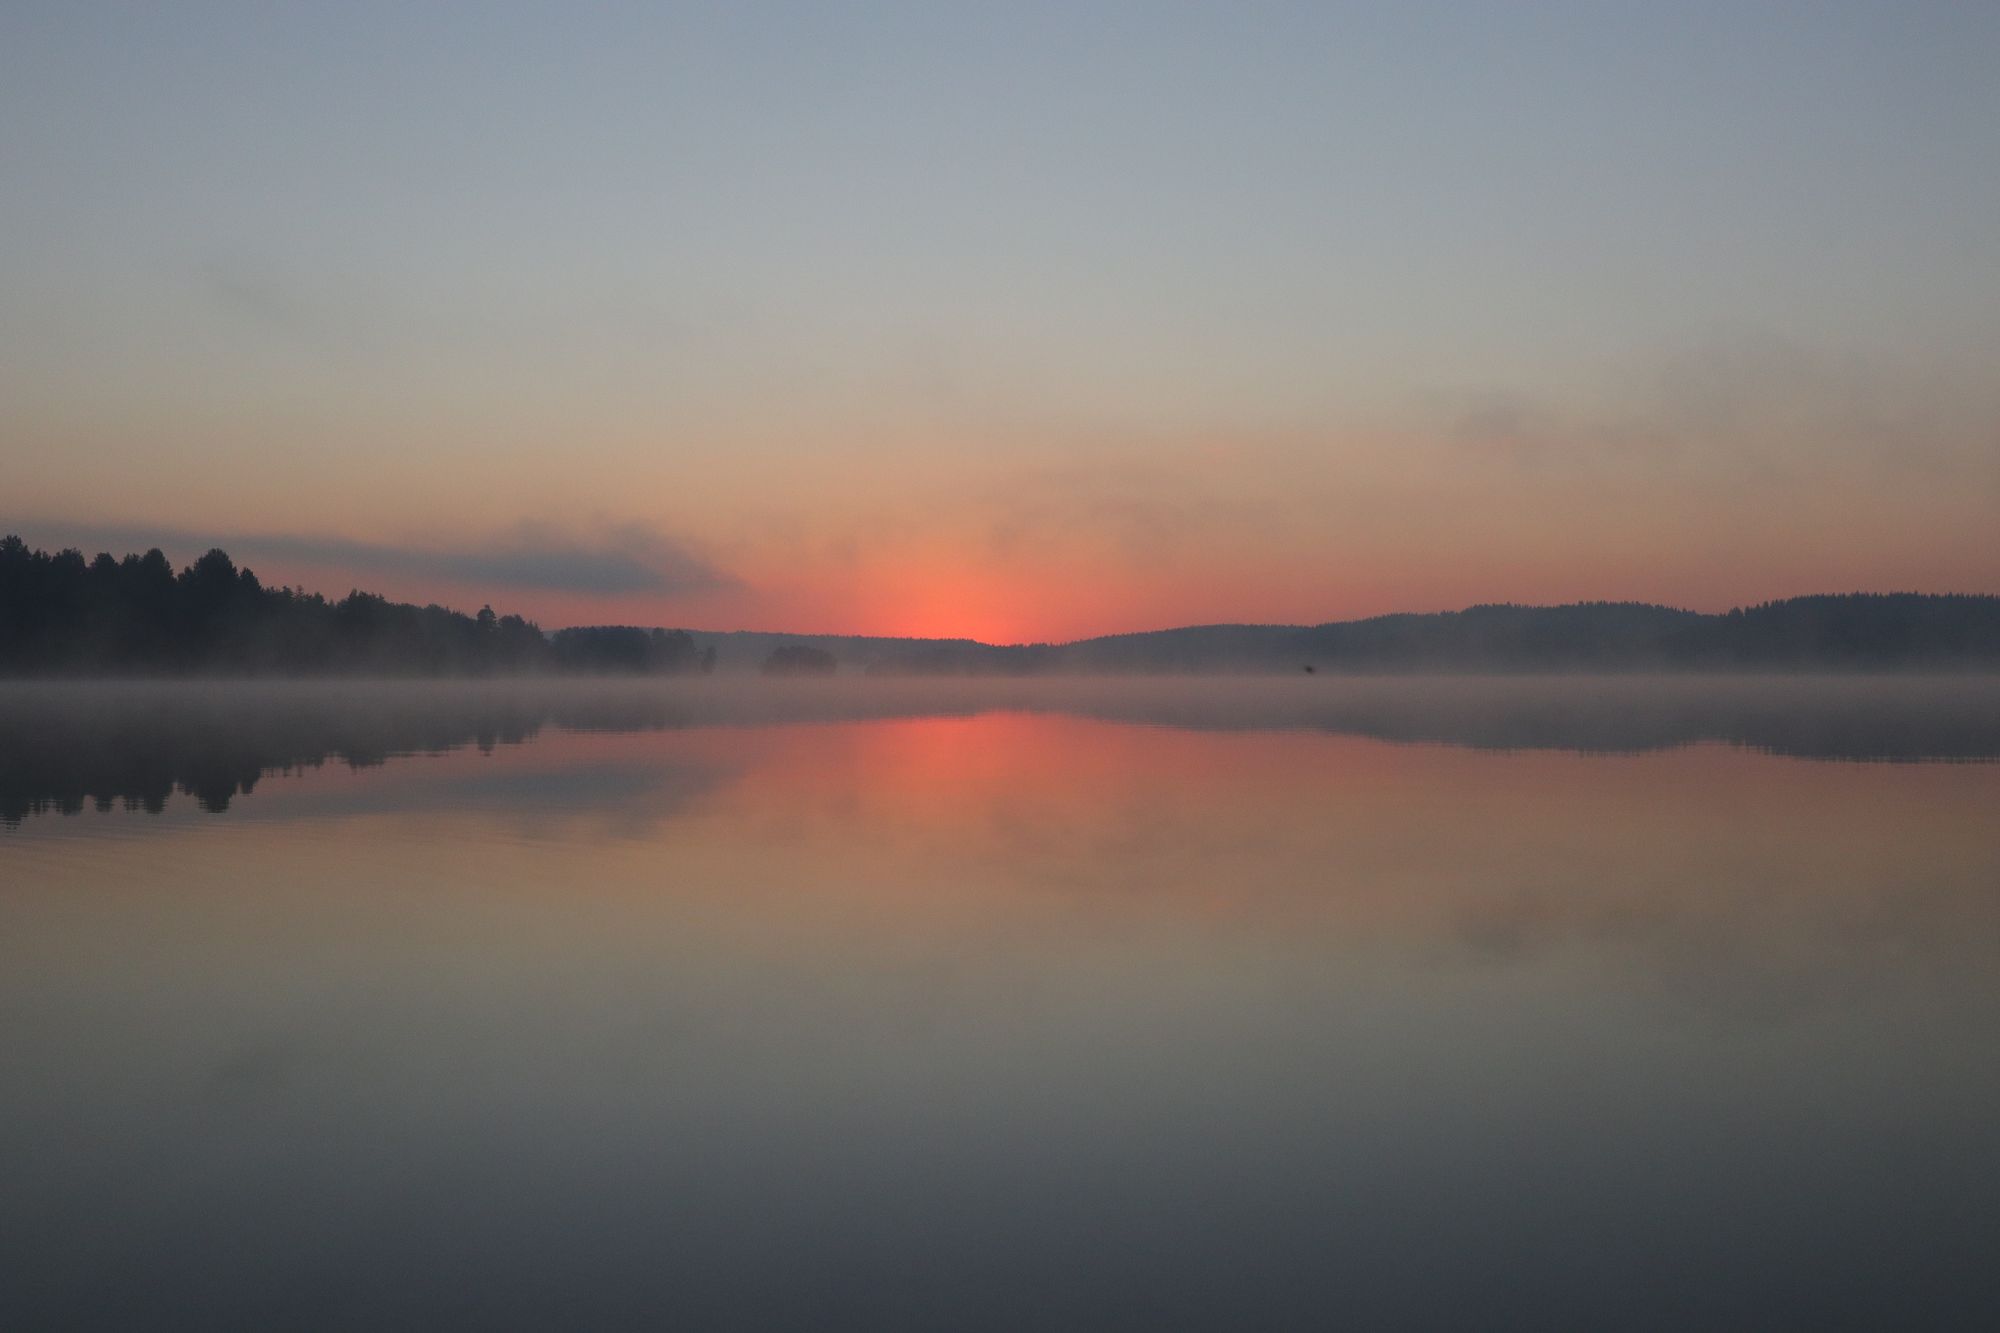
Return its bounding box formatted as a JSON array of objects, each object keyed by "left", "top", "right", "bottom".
[
  {"left": 762, "top": 644, "right": 837, "bottom": 676},
  {"left": 0, "top": 535, "right": 712, "bottom": 677},
  {"left": 6, "top": 533, "right": 1998, "bottom": 676}
]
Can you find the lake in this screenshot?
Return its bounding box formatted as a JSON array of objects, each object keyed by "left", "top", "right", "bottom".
[{"left": 4, "top": 677, "right": 1998, "bottom": 1330}]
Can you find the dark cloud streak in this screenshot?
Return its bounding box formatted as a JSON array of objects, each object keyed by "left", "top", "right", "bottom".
[{"left": 6, "top": 519, "right": 738, "bottom": 598}]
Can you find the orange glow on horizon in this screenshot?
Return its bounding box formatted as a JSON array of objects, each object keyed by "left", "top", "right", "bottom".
[{"left": 51, "top": 516, "right": 2000, "bottom": 647}]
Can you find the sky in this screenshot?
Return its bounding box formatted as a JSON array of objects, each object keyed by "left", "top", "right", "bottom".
[{"left": 3, "top": 1, "right": 1997, "bottom": 642}]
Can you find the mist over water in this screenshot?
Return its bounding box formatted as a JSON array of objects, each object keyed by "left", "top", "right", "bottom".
[
  {"left": 6, "top": 676, "right": 2000, "bottom": 824},
  {"left": 5, "top": 679, "right": 1999, "bottom": 1329}
]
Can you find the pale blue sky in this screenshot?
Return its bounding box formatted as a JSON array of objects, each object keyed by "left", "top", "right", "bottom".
[{"left": 3, "top": 2, "right": 1997, "bottom": 634}]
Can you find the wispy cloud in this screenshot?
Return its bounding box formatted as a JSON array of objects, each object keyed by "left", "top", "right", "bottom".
[
  {"left": 976, "top": 456, "right": 1269, "bottom": 563},
  {"left": 1418, "top": 330, "right": 2000, "bottom": 483},
  {"left": 6, "top": 518, "right": 739, "bottom": 598}
]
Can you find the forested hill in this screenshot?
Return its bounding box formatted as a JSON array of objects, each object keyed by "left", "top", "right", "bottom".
[
  {"left": 1064, "top": 596, "right": 2000, "bottom": 673},
  {"left": 5, "top": 535, "right": 1997, "bottom": 675},
  {"left": 0, "top": 536, "right": 709, "bottom": 675},
  {"left": 841, "top": 595, "right": 2000, "bottom": 674}
]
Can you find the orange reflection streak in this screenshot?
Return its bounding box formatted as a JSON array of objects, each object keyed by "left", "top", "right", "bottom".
[
  {"left": 592, "top": 710, "right": 2000, "bottom": 940},
  {"left": 15, "top": 699, "right": 2000, "bottom": 1023}
]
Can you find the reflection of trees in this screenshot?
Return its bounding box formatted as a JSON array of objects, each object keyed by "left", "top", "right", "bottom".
[
  {"left": 4, "top": 678, "right": 1996, "bottom": 825},
  {"left": 0, "top": 687, "right": 695, "bottom": 823},
  {"left": 1101, "top": 679, "right": 2000, "bottom": 762}
]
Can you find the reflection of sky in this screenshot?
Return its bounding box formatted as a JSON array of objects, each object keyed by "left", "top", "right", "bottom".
[
  {"left": 11, "top": 684, "right": 2000, "bottom": 1320},
  {"left": 18, "top": 698, "right": 1991, "bottom": 1012},
  {"left": 6, "top": 675, "right": 2000, "bottom": 828},
  {"left": 5, "top": 701, "right": 2000, "bottom": 1323},
  {"left": 3, "top": 704, "right": 2000, "bottom": 1320}
]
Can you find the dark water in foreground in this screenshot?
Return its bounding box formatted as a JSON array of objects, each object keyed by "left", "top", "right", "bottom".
[{"left": 3, "top": 678, "right": 1998, "bottom": 1330}]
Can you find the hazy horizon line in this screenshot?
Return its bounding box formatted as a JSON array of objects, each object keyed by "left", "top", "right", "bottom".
[{"left": 582, "top": 589, "right": 2000, "bottom": 650}]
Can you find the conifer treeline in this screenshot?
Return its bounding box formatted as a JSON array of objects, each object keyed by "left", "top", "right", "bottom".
[
  {"left": 6, "top": 533, "right": 1999, "bottom": 676},
  {"left": 865, "top": 595, "right": 2000, "bottom": 673},
  {"left": 0, "top": 536, "right": 712, "bottom": 675}
]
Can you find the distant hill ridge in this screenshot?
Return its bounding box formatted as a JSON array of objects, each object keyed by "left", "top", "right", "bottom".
[
  {"left": 3, "top": 534, "right": 1996, "bottom": 674},
  {"left": 680, "top": 594, "right": 2000, "bottom": 674}
]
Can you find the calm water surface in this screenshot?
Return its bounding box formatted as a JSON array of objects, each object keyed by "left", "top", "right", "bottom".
[{"left": 3, "top": 678, "right": 1998, "bottom": 1330}]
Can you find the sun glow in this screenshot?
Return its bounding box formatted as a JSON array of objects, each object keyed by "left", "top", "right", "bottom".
[{"left": 864, "top": 564, "right": 1039, "bottom": 645}]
